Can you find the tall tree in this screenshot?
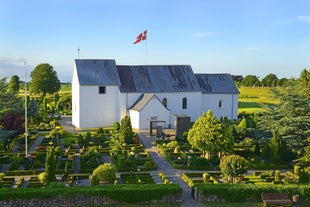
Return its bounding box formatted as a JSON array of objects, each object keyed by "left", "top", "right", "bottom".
[
  {"left": 298, "top": 68, "right": 310, "bottom": 97},
  {"left": 269, "top": 130, "right": 284, "bottom": 164},
  {"left": 119, "top": 116, "right": 133, "bottom": 144},
  {"left": 261, "top": 73, "right": 278, "bottom": 87},
  {"left": 241, "top": 75, "right": 260, "bottom": 87},
  {"left": 45, "top": 147, "right": 56, "bottom": 184},
  {"left": 0, "top": 78, "right": 23, "bottom": 132},
  {"left": 30, "top": 63, "right": 61, "bottom": 96},
  {"left": 7, "top": 75, "right": 20, "bottom": 92},
  {"left": 187, "top": 110, "right": 234, "bottom": 157}
]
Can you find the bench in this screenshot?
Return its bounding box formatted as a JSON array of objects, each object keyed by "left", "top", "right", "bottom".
[{"left": 261, "top": 193, "right": 293, "bottom": 207}]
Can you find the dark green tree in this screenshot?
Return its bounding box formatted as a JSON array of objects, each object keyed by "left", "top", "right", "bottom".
[
  {"left": 45, "top": 147, "right": 56, "bottom": 184},
  {"left": 298, "top": 68, "right": 310, "bottom": 97},
  {"left": 7, "top": 75, "right": 20, "bottom": 92},
  {"left": 241, "top": 75, "right": 260, "bottom": 87},
  {"left": 119, "top": 116, "right": 133, "bottom": 144},
  {"left": 30, "top": 63, "right": 61, "bottom": 96},
  {"left": 269, "top": 130, "right": 284, "bottom": 164},
  {"left": 261, "top": 73, "right": 278, "bottom": 87},
  {"left": 28, "top": 98, "right": 40, "bottom": 124}
]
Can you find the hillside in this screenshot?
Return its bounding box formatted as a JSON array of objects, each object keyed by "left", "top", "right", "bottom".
[{"left": 238, "top": 87, "right": 283, "bottom": 114}]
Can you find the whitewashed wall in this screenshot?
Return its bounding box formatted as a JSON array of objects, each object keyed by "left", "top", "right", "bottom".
[
  {"left": 78, "top": 85, "right": 120, "bottom": 128},
  {"left": 201, "top": 94, "right": 238, "bottom": 120},
  {"left": 129, "top": 96, "right": 170, "bottom": 129},
  {"left": 72, "top": 65, "right": 80, "bottom": 128}
]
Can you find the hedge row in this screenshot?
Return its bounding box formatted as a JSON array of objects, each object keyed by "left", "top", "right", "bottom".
[
  {"left": 0, "top": 184, "right": 182, "bottom": 203},
  {"left": 196, "top": 184, "right": 310, "bottom": 202}
]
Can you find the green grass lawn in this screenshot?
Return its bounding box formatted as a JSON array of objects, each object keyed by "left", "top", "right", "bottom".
[{"left": 238, "top": 87, "right": 283, "bottom": 113}]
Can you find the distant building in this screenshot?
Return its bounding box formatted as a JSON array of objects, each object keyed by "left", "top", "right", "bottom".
[{"left": 72, "top": 59, "right": 239, "bottom": 129}]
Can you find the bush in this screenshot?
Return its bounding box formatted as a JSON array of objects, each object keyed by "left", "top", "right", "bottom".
[
  {"left": 196, "top": 184, "right": 310, "bottom": 202},
  {"left": 91, "top": 163, "right": 116, "bottom": 185}
]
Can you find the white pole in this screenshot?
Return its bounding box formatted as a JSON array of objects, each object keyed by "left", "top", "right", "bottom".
[
  {"left": 24, "top": 61, "right": 28, "bottom": 158},
  {"left": 145, "top": 35, "right": 147, "bottom": 65}
]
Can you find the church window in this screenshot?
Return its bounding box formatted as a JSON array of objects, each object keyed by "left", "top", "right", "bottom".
[
  {"left": 99, "top": 86, "right": 106, "bottom": 94},
  {"left": 162, "top": 98, "right": 167, "bottom": 108},
  {"left": 182, "top": 97, "right": 187, "bottom": 109}
]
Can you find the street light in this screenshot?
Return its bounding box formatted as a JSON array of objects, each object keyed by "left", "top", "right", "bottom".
[{"left": 24, "top": 61, "right": 28, "bottom": 158}]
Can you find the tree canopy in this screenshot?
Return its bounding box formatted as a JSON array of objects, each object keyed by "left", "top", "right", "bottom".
[
  {"left": 7, "top": 75, "right": 20, "bottom": 92},
  {"left": 241, "top": 75, "right": 260, "bottom": 87},
  {"left": 187, "top": 110, "right": 234, "bottom": 156},
  {"left": 261, "top": 73, "right": 278, "bottom": 87},
  {"left": 219, "top": 154, "right": 248, "bottom": 182},
  {"left": 30, "top": 63, "right": 61, "bottom": 96}
]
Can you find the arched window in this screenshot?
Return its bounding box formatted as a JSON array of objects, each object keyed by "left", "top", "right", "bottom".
[
  {"left": 182, "top": 97, "right": 187, "bottom": 109},
  {"left": 219, "top": 99, "right": 223, "bottom": 108},
  {"left": 162, "top": 98, "right": 167, "bottom": 108}
]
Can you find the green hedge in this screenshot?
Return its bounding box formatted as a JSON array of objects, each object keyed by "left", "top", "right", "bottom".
[
  {"left": 196, "top": 184, "right": 310, "bottom": 202},
  {"left": 0, "top": 184, "right": 182, "bottom": 203}
]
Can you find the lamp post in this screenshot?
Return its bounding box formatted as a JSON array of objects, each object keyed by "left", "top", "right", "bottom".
[{"left": 24, "top": 61, "right": 28, "bottom": 158}]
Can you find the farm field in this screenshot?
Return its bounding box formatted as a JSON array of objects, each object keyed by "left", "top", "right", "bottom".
[{"left": 238, "top": 87, "right": 284, "bottom": 114}]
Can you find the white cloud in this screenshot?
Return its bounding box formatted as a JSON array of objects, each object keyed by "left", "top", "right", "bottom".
[
  {"left": 191, "top": 31, "right": 217, "bottom": 38},
  {"left": 297, "top": 16, "right": 310, "bottom": 23}
]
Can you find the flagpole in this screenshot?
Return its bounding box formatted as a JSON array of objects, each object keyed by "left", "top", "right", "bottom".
[
  {"left": 145, "top": 37, "right": 147, "bottom": 65},
  {"left": 24, "top": 61, "right": 28, "bottom": 158}
]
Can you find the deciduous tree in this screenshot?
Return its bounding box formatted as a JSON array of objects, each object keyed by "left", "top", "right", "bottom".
[
  {"left": 219, "top": 154, "right": 248, "bottom": 182},
  {"left": 187, "top": 110, "right": 234, "bottom": 157},
  {"left": 30, "top": 63, "right": 61, "bottom": 96}
]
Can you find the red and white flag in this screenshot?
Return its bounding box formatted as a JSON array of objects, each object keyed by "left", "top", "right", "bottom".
[{"left": 133, "top": 30, "right": 147, "bottom": 44}]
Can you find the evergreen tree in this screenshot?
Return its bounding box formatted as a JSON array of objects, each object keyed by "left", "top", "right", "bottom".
[
  {"left": 28, "top": 98, "right": 40, "bottom": 124},
  {"left": 7, "top": 75, "right": 20, "bottom": 92},
  {"left": 45, "top": 147, "right": 56, "bottom": 184},
  {"left": 269, "top": 130, "right": 284, "bottom": 164},
  {"left": 119, "top": 116, "right": 133, "bottom": 144}
]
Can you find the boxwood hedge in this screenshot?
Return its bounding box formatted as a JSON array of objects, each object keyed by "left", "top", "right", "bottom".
[{"left": 0, "top": 184, "right": 182, "bottom": 203}]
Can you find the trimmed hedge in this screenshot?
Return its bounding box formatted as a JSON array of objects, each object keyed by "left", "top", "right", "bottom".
[
  {"left": 196, "top": 184, "right": 310, "bottom": 202},
  {"left": 0, "top": 184, "right": 182, "bottom": 203}
]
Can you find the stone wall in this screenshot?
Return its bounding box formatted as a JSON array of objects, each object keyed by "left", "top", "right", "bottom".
[{"left": 0, "top": 194, "right": 183, "bottom": 207}]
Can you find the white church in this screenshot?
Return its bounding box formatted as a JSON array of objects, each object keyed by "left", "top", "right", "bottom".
[{"left": 72, "top": 59, "right": 239, "bottom": 129}]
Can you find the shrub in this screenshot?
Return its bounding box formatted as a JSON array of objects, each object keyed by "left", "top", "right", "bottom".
[{"left": 91, "top": 163, "right": 116, "bottom": 185}]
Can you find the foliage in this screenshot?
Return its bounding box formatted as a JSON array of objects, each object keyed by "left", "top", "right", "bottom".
[
  {"left": 0, "top": 78, "right": 23, "bottom": 127},
  {"left": 30, "top": 63, "right": 61, "bottom": 96},
  {"left": 298, "top": 68, "right": 310, "bottom": 97},
  {"left": 219, "top": 154, "right": 248, "bottom": 182},
  {"left": 91, "top": 163, "right": 116, "bottom": 185},
  {"left": 119, "top": 116, "right": 133, "bottom": 144},
  {"left": 7, "top": 75, "right": 20, "bottom": 92},
  {"left": 45, "top": 147, "right": 56, "bottom": 184},
  {"left": 241, "top": 75, "right": 260, "bottom": 87},
  {"left": 261, "top": 73, "right": 278, "bottom": 87},
  {"left": 268, "top": 130, "right": 285, "bottom": 164},
  {"left": 0, "top": 184, "right": 182, "bottom": 203},
  {"left": 27, "top": 98, "right": 40, "bottom": 125},
  {"left": 196, "top": 183, "right": 310, "bottom": 202},
  {"left": 257, "top": 90, "right": 310, "bottom": 151},
  {"left": 188, "top": 110, "right": 233, "bottom": 156},
  {"left": 166, "top": 141, "right": 179, "bottom": 150}
]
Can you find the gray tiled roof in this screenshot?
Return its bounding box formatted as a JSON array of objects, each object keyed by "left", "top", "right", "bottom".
[
  {"left": 75, "top": 59, "right": 121, "bottom": 85},
  {"left": 195, "top": 74, "right": 239, "bottom": 94},
  {"left": 129, "top": 94, "right": 163, "bottom": 111},
  {"left": 117, "top": 65, "right": 201, "bottom": 93}
]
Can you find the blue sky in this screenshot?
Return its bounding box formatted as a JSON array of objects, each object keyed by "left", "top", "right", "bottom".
[{"left": 1, "top": 0, "right": 310, "bottom": 82}]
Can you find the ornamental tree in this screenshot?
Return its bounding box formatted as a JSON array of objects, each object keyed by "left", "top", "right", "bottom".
[
  {"left": 91, "top": 163, "right": 116, "bottom": 185},
  {"left": 119, "top": 115, "right": 133, "bottom": 144},
  {"left": 187, "top": 110, "right": 234, "bottom": 158},
  {"left": 219, "top": 154, "right": 248, "bottom": 183},
  {"left": 45, "top": 147, "right": 56, "bottom": 185}
]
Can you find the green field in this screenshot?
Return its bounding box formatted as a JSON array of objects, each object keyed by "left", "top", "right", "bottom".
[{"left": 238, "top": 87, "right": 283, "bottom": 114}]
